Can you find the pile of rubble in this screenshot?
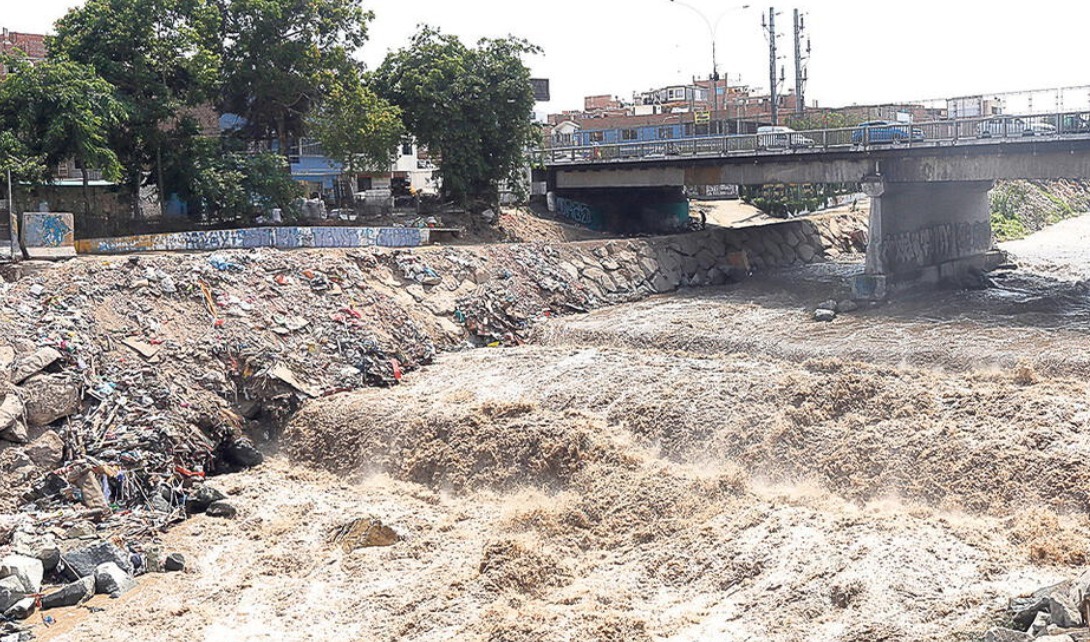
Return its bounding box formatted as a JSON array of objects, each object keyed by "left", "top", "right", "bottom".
[{"left": 987, "top": 576, "right": 1090, "bottom": 641}]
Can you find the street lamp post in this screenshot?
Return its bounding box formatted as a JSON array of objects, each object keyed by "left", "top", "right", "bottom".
[{"left": 669, "top": 1, "right": 750, "bottom": 129}]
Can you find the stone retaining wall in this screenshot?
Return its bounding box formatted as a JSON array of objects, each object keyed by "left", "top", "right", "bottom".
[{"left": 548, "top": 211, "right": 870, "bottom": 296}]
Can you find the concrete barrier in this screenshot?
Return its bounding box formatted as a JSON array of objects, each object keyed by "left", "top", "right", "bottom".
[
  {"left": 24, "top": 212, "right": 76, "bottom": 259},
  {"left": 74, "top": 226, "right": 430, "bottom": 255}
]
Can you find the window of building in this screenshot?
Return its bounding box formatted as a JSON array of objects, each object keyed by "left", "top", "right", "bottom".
[
  {"left": 590, "top": 131, "right": 605, "bottom": 142},
  {"left": 622, "top": 129, "right": 637, "bottom": 141},
  {"left": 668, "top": 88, "right": 685, "bottom": 101},
  {"left": 401, "top": 142, "right": 414, "bottom": 156},
  {"left": 658, "top": 127, "right": 673, "bottom": 139}
]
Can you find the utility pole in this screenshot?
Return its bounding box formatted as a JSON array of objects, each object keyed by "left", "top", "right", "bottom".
[
  {"left": 766, "top": 7, "right": 779, "bottom": 125},
  {"left": 793, "top": 9, "right": 808, "bottom": 116}
]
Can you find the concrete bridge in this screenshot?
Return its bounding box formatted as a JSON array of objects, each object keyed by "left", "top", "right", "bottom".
[{"left": 542, "top": 112, "right": 1090, "bottom": 295}]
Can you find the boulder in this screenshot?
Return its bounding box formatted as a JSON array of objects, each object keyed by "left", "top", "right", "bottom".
[
  {"left": 0, "top": 555, "right": 43, "bottom": 593},
  {"left": 60, "top": 540, "right": 134, "bottom": 580},
  {"left": 983, "top": 629, "right": 1032, "bottom": 642},
  {"left": 814, "top": 309, "right": 837, "bottom": 323},
  {"left": 1029, "top": 611, "right": 1052, "bottom": 637},
  {"left": 94, "top": 562, "right": 135, "bottom": 598},
  {"left": 35, "top": 545, "right": 61, "bottom": 573},
  {"left": 186, "top": 485, "right": 227, "bottom": 514},
  {"left": 817, "top": 300, "right": 838, "bottom": 312},
  {"left": 25, "top": 431, "right": 64, "bottom": 469},
  {"left": 164, "top": 553, "right": 185, "bottom": 572},
  {"left": 20, "top": 374, "right": 82, "bottom": 427},
  {"left": 3, "top": 596, "right": 35, "bottom": 620},
  {"left": 206, "top": 501, "right": 237, "bottom": 519},
  {"left": 836, "top": 299, "right": 860, "bottom": 314},
  {"left": 0, "top": 576, "right": 26, "bottom": 612},
  {"left": 0, "top": 394, "right": 26, "bottom": 444},
  {"left": 797, "top": 243, "right": 817, "bottom": 262},
  {"left": 40, "top": 576, "right": 95, "bottom": 610},
  {"left": 1011, "top": 596, "right": 1049, "bottom": 630},
  {"left": 1049, "top": 593, "right": 1083, "bottom": 628},
  {"left": 223, "top": 438, "right": 263, "bottom": 469},
  {"left": 11, "top": 347, "right": 62, "bottom": 384}
]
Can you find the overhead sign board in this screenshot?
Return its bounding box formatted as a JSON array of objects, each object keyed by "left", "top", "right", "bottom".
[{"left": 531, "top": 78, "right": 550, "bottom": 102}]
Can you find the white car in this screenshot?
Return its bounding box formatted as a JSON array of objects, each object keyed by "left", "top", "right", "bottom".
[
  {"left": 977, "top": 116, "right": 1056, "bottom": 138},
  {"left": 757, "top": 125, "right": 815, "bottom": 150}
]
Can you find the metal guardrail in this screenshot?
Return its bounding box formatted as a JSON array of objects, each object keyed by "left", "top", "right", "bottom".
[{"left": 537, "top": 110, "right": 1090, "bottom": 166}]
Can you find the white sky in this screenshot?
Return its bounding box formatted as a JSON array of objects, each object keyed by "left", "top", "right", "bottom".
[{"left": 8, "top": 0, "right": 1090, "bottom": 113}]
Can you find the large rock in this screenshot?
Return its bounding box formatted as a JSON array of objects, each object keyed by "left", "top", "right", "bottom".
[
  {"left": 0, "top": 393, "right": 26, "bottom": 443},
  {"left": 60, "top": 540, "right": 133, "bottom": 580},
  {"left": 223, "top": 438, "right": 263, "bottom": 469},
  {"left": 0, "top": 576, "right": 26, "bottom": 612},
  {"left": 186, "top": 484, "right": 227, "bottom": 514},
  {"left": 25, "top": 431, "right": 64, "bottom": 469},
  {"left": 984, "top": 629, "right": 1032, "bottom": 642},
  {"left": 164, "top": 553, "right": 185, "bottom": 572},
  {"left": 20, "top": 374, "right": 82, "bottom": 426},
  {"left": 94, "top": 562, "right": 135, "bottom": 598},
  {"left": 40, "top": 576, "right": 95, "bottom": 609},
  {"left": 0, "top": 555, "right": 43, "bottom": 593},
  {"left": 206, "top": 500, "right": 237, "bottom": 519},
  {"left": 1049, "top": 593, "right": 1083, "bottom": 628},
  {"left": 11, "top": 347, "right": 62, "bottom": 384},
  {"left": 3, "top": 596, "right": 35, "bottom": 620}
]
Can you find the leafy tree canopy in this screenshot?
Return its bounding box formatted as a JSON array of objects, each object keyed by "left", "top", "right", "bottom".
[
  {"left": 220, "top": 0, "right": 373, "bottom": 154},
  {"left": 0, "top": 57, "right": 125, "bottom": 183},
  {"left": 375, "top": 27, "right": 540, "bottom": 206},
  {"left": 306, "top": 68, "right": 404, "bottom": 174}
]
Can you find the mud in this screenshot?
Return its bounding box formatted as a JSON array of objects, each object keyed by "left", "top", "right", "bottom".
[{"left": 39, "top": 213, "right": 1090, "bottom": 642}]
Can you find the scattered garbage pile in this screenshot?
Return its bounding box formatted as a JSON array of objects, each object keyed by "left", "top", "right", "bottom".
[{"left": 989, "top": 575, "right": 1090, "bottom": 641}]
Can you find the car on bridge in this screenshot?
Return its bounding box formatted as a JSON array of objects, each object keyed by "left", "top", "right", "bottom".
[
  {"left": 976, "top": 116, "right": 1056, "bottom": 138},
  {"left": 756, "top": 126, "right": 815, "bottom": 150},
  {"left": 851, "top": 121, "right": 925, "bottom": 145}
]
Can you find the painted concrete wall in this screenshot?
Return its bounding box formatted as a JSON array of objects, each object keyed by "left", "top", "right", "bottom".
[
  {"left": 23, "top": 212, "right": 76, "bottom": 258},
  {"left": 74, "top": 226, "right": 429, "bottom": 255},
  {"left": 866, "top": 180, "right": 995, "bottom": 285}
]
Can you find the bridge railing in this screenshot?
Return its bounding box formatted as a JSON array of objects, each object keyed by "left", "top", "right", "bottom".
[{"left": 539, "top": 109, "right": 1090, "bottom": 165}]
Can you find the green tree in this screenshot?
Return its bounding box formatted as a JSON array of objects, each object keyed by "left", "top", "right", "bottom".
[
  {"left": 0, "top": 58, "right": 126, "bottom": 212},
  {"left": 306, "top": 70, "right": 404, "bottom": 174},
  {"left": 0, "top": 132, "right": 47, "bottom": 186},
  {"left": 375, "top": 27, "right": 540, "bottom": 206},
  {"left": 219, "top": 0, "right": 372, "bottom": 156},
  {"left": 162, "top": 122, "right": 302, "bottom": 220},
  {"left": 50, "top": 0, "right": 223, "bottom": 211}
]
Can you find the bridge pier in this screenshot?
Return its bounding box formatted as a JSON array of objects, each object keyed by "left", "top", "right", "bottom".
[{"left": 854, "top": 179, "right": 1001, "bottom": 299}]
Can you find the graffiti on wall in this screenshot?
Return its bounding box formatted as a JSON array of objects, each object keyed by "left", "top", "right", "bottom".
[
  {"left": 555, "top": 197, "right": 603, "bottom": 230},
  {"left": 74, "top": 226, "right": 429, "bottom": 255},
  {"left": 880, "top": 220, "right": 993, "bottom": 272},
  {"left": 23, "top": 212, "right": 76, "bottom": 258}
]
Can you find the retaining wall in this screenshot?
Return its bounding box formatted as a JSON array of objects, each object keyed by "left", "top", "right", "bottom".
[{"left": 74, "top": 226, "right": 429, "bottom": 255}]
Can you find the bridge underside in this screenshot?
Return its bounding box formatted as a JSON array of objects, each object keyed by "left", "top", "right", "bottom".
[
  {"left": 551, "top": 187, "right": 690, "bottom": 234},
  {"left": 549, "top": 141, "right": 1090, "bottom": 295}
]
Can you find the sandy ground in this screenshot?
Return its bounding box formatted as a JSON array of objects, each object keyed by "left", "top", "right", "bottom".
[{"left": 36, "top": 213, "right": 1090, "bottom": 642}]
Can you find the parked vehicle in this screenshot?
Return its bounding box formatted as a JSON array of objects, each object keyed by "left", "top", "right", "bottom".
[
  {"left": 851, "top": 121, "right": 925, "bottom": 145},
  {"left": 756, "top": 125, "right": 815, "bottom": 150},
  {"left": 976, "top": 116, "right": 1056, "bottom": 138}
]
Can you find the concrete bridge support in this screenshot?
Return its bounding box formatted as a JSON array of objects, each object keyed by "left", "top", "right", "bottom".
[{"left": 854, "top": 179, "right": 999, "bottom": 298}]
